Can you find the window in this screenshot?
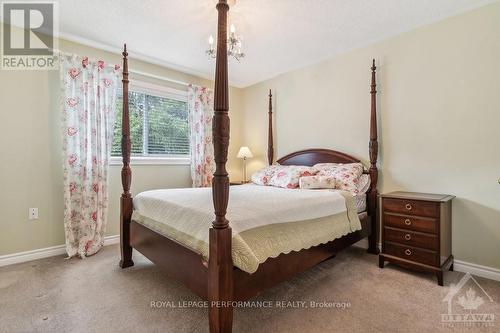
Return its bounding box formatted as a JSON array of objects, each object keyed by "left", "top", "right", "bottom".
[{"left": 111, "top": 81, "right": 190, "bottom": 165}]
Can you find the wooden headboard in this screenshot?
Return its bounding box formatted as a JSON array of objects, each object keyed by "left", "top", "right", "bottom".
[{"left": 277, "top": 148, "right": 361, "bottom": 166}]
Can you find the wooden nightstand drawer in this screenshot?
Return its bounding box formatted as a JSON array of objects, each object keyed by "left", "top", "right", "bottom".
[
  {"left": 383, "top": 198, "right": 439, "bottom": 218},
  {"left": 384, "top": 213, "right": 437, "bottom": 234},
  {"left": 384, "top": 227, "right": 439, "bottom": 250},
  {"left": 384, "top": 242, "right": 439, "bottom": 266}
]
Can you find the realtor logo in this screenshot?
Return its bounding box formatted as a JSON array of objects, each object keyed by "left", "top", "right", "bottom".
[
  {"left": 441, "top": 272, "right": 495, "bottom": 328},
  {"left": 1, "top": 1, "right": 58, "bottom": 69}
]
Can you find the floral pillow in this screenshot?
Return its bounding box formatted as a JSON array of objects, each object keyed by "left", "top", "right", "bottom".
[
  {"left": 299, "top": 176, "right": 336, "bottom": 189},
  {"left": 250, "top": 165, "right": 282, "bottom": 186},
  {"left": 314, "top": 162, "right": 364, "bottom": 193},
  {"left": 268, "top": 165, "right": 318, "bottom": 189},
  {"left": 313, "top": 163, "right": 339, "bottom": 170}
]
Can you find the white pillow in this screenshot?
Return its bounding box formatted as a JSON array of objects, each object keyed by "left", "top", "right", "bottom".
[{"left": 299, "top": 176, "right": 336, "bottom": 189}]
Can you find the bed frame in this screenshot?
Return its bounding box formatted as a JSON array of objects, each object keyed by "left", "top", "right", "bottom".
[{"left": 119, "top": 1, "right": 379, "bottom": 332}]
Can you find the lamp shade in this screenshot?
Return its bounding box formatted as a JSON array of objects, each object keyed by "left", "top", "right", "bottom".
[{"left": 237, "top": 146, "right": 253, "bottom": 159}]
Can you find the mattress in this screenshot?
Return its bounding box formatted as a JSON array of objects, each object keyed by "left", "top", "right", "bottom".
[
  {"left": 355, "top": 194, "right": 367, "bottom": 213},
  {"left": 132, "top": 184, "right": 362, "bottom": 273}
]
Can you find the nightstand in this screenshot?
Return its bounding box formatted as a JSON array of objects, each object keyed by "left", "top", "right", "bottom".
[{"left": 379, "top": 191, "right": 455, "bottom": 286}]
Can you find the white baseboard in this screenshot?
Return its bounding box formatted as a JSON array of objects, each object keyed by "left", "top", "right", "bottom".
[
  {"left": 353, "top": 239, "right": 500, "bottom": 282},
  {"left": 103, "top": 235, "right": 120, "bottom": 246},
  {"left": 0, "top": 235, "right": 120, "bottom": 268},
  {"left": 454, "top": 259, "right": 500, "bottom": 282}
]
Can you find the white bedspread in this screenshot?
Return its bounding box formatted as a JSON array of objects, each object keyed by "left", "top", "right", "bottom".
[{"left": 132, "top": 184, "right": 362, "bottom": 273}]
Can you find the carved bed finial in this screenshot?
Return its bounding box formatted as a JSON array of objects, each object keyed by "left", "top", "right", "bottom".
[
  {"left": 212, "top": 0, "right": 230, "bottom": 230},
  {"left": 369, "top": 59, "right": 378, "bottom": 177},
  {"left": 119, "top": 43, "right": 134, "bottom": 269},
  {"left": 209, "top": 1, "right": 234, "bottom": 332},
  {"left": 268, "top": 89, "right": 274, "bottom": 165},
  {"left": 121, "top": 44, "right": 130, "bottom": 198},
  {"left": 367, "top": 59, "right": 379, "bottom": 255}
]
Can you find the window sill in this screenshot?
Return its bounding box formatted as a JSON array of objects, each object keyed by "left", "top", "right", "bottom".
[{"left": 110, "top": 156, "right": 190, "bottom": 166}]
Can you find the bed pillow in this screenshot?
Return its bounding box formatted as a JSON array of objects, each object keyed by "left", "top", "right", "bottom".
[
  {"left": 299, "top": 176, "right": 336, "bottom": 189},
  {"left": 250, "top": 165, "right": 282, "bottom": 186},
  {"left": 313, "top": 163, "right": 339, "bottom": 170},
  {"left": 268, "top": 165, "right": 318, "bottom": 189},
  {"left": 299, "top": 173, "right": 370, "bottom": 193},
  {"left": 314, "top": 162, "right": 364, "bottom": 193}
]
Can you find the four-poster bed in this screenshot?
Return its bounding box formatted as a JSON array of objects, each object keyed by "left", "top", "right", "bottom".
[{"left": 119, "top": 1, "right": 379, "bottom": 332}]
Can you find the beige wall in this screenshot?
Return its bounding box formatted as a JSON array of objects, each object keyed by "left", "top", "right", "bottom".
[
  {"left": 0, "top": 33, "right": 244, "bottom": 255},
  {"left": 2, "top": 3, "right": 499, "bottom": 270},
  {"left": 242, "top": 3, "right": 500, "bottom": 269}
]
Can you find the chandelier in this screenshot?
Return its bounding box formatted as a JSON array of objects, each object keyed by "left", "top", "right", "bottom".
[{"left": 206, "top": 24, "right": 245, "bottom": 61}]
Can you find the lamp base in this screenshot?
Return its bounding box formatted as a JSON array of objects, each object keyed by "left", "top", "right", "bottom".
[{"left": 243, "top": 158, "right": 247, "bottom": 183}]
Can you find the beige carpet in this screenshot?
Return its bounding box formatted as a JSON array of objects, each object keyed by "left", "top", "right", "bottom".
[{"left": 1, "top": 245, "right": 498, "bottom": 333}]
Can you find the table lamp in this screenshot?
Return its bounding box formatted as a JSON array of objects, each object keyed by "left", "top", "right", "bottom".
[{"left": 237, "top": 146, "right": 253, "bottom": 182}]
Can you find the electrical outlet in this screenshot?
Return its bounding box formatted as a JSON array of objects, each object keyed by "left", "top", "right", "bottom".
[{"left": 29, "top": 208, "right": 39, "bottom": 220}]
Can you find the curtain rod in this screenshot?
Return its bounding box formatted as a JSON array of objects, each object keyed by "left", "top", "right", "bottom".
[{"left": 54, "top": 48, "right": 190, "bottom": 87}]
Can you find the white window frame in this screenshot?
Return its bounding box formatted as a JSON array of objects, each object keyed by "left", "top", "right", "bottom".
[{"left": 110, "top": 80, "right": 190, "bottom": 166}]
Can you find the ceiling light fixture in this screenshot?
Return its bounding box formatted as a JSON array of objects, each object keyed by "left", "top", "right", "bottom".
[
  {"left": 206, "top": 23, "right": 245, "bottom": 62},
  {"left": 206, "top": 0, "right": 244, "bottom": 61}
]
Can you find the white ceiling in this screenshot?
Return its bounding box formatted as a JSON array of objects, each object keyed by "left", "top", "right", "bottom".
[{"left": 55, "top": 0, "right": 496, "bottom": 87}]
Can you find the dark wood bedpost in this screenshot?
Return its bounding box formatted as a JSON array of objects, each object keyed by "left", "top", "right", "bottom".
[
  {"left": 209, "top": 1, "right": 233, "bottom": 332},
  {"left": 119, "top": 44, "right": 134, "bottom": 268},
  {"left": 367, "top": 59, "right": 379, "bottom": 255},
  {"left": 268, "top": 89, "right": 274, "bottom": 165}
]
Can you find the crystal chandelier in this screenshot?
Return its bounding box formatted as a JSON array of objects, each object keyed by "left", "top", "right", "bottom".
[{"left": 206, "top": 24, "right": 245, "bottom": 61}]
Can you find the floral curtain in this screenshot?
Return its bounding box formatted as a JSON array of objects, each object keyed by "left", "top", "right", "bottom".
[
  {"left": 60, "top": 54, "right": 120, "bottom": 257},
  {"left": 188, "top": 85, "right": 215, "bottom": 187}
]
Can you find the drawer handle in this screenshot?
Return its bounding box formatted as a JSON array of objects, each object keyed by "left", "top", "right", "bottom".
[
  {"left": 405, "top": 249, "right": 412, "bottom": 256},
  {"left": 404, "top": 219, "right": 411, "bottom": 226},
  {"left": 405, "top": 203, "right": 412, "bottom": 211},
  {"left": 404, "top": 234, "right": 411, "bottom": 240}
]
